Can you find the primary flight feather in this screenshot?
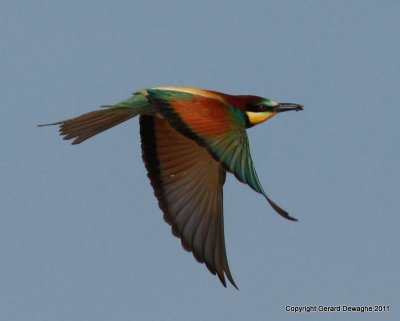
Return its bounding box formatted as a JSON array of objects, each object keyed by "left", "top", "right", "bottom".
[{"left": 39, "top": 86, "right": 303, "bottom": 288}]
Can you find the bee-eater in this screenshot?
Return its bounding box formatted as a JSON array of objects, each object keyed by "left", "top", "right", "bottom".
[{"left": 39, "top": 86, "right": 303, "bottom": 288}]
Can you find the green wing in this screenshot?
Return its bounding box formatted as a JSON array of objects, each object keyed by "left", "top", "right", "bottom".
[
  {"left": 147, "top": 89, "right": 297, "bottom": 221},
  {"left": 206, "top": 129, "right": 297, "bottom": 221}
]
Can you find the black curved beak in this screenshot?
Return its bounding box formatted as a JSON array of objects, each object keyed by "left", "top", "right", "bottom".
[{"left": 276, "top": 103, "right": 304, "bottom": 113}]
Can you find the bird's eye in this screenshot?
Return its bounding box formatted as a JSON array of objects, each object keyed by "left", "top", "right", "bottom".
[{"left": 259, "top": 104, "right": 267, "bottom": 111}]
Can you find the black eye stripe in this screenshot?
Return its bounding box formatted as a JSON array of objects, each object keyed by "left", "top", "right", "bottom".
[{"left": 248, "top": 104, "right": 270, "bottom": 112}]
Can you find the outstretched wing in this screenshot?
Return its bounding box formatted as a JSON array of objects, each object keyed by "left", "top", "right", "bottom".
[
  {"left": 140, "top": 115, "right": 238, "bottom": 288},
  {"left": 147, "top": 89, "right": 297, "bottom": 221}
]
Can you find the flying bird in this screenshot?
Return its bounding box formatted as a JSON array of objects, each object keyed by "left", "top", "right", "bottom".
[{"left": 39, "top": 86, "right": 303, "bottom": 288}]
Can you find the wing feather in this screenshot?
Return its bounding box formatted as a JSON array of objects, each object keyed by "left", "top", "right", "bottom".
[{"left": 140, "top": 115, "right": 237, "bottom": 288}]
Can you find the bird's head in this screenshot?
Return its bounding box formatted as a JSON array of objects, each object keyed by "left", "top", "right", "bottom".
[{"left": 244, "top": 97, "right": 304, "bottom": 127}]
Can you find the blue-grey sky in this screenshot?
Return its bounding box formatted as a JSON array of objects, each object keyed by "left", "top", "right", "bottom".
[{"left": 2, "top": 1, "right": 399, "bottom": 320}]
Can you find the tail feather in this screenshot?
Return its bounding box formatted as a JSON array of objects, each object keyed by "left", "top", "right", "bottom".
[{"left": 38, "top": 107, "right": 137, "bottom": 144}]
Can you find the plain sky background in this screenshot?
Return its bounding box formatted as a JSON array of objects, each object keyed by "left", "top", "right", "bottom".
[{"left": 2, "top": 1, "right": 399, "bottom": 320}]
